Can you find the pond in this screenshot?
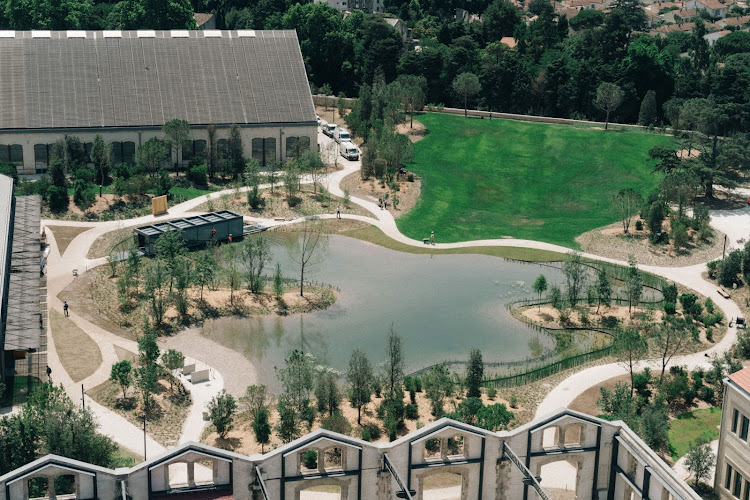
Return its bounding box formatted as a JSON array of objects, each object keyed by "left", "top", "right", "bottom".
[{"left": 200, "top": 234, "right": 569, "bottom": 388}]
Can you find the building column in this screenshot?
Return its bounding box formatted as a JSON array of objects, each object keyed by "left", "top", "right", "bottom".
[
  {"left": 187, "top": 462, "right": 195, "bottom": 486},
  {"left": 212, "top": 459, "right": 219, "bottom": 483},
  {"left": 47, "top": 476, "right": 56, "bottom": 500},
  {"left": 557, "top": 428, "right": 566, "bottom": 449}
]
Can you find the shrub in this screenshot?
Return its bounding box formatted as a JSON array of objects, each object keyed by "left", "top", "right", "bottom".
[
  {"left": 302, "top": 450, "right": 318, "bottom": 469},
  {"left": 635, "top": 220, "right": 643, "bottom": 231},
  {"left": 706, "top": 260, "right": 720, "bottom": 279},
  {"left": 320, "top": 413, "right": 352, "bottom": 435},
  {"left": 407, "top": 173, "right": 415, "bottom": 182},
  {"left": 718, "top": 250, "right": 743, "bottom": 287},
  {"left": 405, "top": 403, "right": 419, "bottom": 420},
  {"left": 698, "top": 385, "right": 715, "bottom": 403},
  {"left": 679, "top": 294, "right": 698, "bottom": 313},
  {"left": 287, "top": 195, "right": 303, "bottom": 208},
  {"left": 508, "top": 392, "right": 518, "bottom": 408},
  {"left": 559, "top": 308, "right": 571, "bottom": 325},
  {"left": 363, "top": 422, "right": 381, "bottom": 440},
  {"left": 704, "top": 298, "right": 715, "bottom": 314},
  {"left": 486, "top": 386, "right": 497, "bottom": 400},
  {"left": 736, "top": 331, "right": 750, "bottom": 359},
  {"left": 663, "top": 302, "right": 676, "bottom": 315},
  {"left": 601, "top": 316, "right": 619, "bottom": 328},
  {"left": 705, "top": 327, "right": 713, "bottom": 342},
  {"left": 187, "top": 164, "right": 208, "bottom": 186},
  {"left": 662, "top": 283, "right": 678, "bottom": 304},
  {"left": 360, "top": 428, "right": 371, "bottom": 441}
]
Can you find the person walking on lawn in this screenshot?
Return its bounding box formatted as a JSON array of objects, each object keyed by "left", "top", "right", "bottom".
[{"left": 63, "top": 301, "right": 69, "bottom": 317}]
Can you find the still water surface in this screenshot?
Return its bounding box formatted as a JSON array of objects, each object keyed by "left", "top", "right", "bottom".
[{"left": 201, "top": 234, "right": 564, "bottom": 385}]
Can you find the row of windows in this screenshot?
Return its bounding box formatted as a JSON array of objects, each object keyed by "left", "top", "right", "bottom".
[
  {"left": 725, "top": 464, "right": 750, "bottom": 499},
  {"left": 731, "top": 409, "right": 750, "bottom": 441},
  {"left": 3, "top": 136, "right": 313, "bottom": 170}
]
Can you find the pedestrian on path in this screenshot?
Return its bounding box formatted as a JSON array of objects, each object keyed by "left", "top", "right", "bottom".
[
  {"left": 46, "top": 365, "right": 52, "bottom": 382},
  {"left": 430, "top": 231, "right": 434, "bottom": 245},
  {"left": 336, "top": 207, "right": 341, "bottom": 219},
  {"left": 63, "top": 301, "right": 69, "bottom": 317}
]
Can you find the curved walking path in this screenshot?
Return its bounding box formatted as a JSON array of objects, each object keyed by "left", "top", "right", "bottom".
[{"left": 39, "top": 128, "right": 749, "bottom": 478}]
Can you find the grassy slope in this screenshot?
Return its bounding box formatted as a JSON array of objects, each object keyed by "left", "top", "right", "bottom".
[{"left": 397, "top": 114, "right": 673, "bottom": 247}]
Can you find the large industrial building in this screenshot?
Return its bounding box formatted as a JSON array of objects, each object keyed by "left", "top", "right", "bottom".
[
  {"left": 0, "top": 29, "right": 317, "bottom": 174},
  {"left": 0, "top": 175, "right": 45, "bottom": 392},
  {"left": 716, "top": 366, "right": 750, "bottom": 499}
]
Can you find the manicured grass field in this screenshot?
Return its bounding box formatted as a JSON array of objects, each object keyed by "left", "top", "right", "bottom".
[
  {"left": 397, "top": 114, "right": 673, "bottom": 247},
  {"left": 669, "top": 407, "right": 721, "bottom": 460}
]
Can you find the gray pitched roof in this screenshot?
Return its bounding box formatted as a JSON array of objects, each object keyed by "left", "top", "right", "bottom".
[{"left": 0, "top": 30, "right": 316, "bottom": 131}]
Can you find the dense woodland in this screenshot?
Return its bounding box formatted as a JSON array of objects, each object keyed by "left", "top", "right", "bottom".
[{"left": 3, "top": 0, "right": 750, "bottom": 132}]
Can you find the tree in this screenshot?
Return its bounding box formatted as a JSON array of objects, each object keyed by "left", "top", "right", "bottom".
[
  {"left": 241, "top": 235, "right": 270, "bottom": 294},
  {"left": 563, "top": 251, "right": 587, "bottom": 307},
  {"left": 206, "top": 124, "right": 219, "bottom": 180},
  {"left": 161, "top": 349, "right": 185, "bottom": 392},
  {"left": 240, "top": 385, "right": 271, "bottom": 421},
  {"left": 163, "top": 118, "right": 190, "bottom": 175},
  {"left": 155, "top": 229, "right": 185, "bottom": 292},
  {"left": 282, "top": 162, "right": 301, "bottom": 205},
  {"left": 652, "top": 319, "right": 690, "bottom": 384},
  {"left": 109, "top": 360, "right": 133, "bottom": 401},
  {"left": 276, "top": 350, "right": 315, "bottom": 413},
  {"left": 533, "top": 274, "right": 547, "bottom": 310},
  {"left": 684, "top": 437, "right": 716, "bottom": 486},
  {"left": 136, "top": 138, "right": 169, "bottom": 176},
  {"left": 90, "top": 134, "right": 111, "bottom": 196},
  {"left": 457, "top": 397, "right": 483, "bottom": 425},
  {"left": 452, "top": 73, "right": 481, "bottom": 117},
  {"left": 476, "top": 403, "right": 514, "bottom": 431},
  {"left": 595, "top": 267, "right": 612, "bottom": 314},
  {"left": 625, "top": 256, "right": 643, "bottom": 315},
  {"left": 143, "top": 260, "right": 169, "bottom": 327},
  {"left": 287, "top": 220, "right": 329, "bottom": 297},
  {"left": 384, "top": 325, "right": 405, "bottom": 397},
  {"left": 0, "top": 384, "right": 118, "bottom": 477},
  {"left": 315, "top": 371, "right": 341, "bottom": 417},
  {"left": 639, "top": 395, "right": 670, "bottom": 454},
  {"left": 423, "top": 364, "right": 453, "bottom": 416},
  {"left": 396, "top": 75, "right": 426, "bottom": 128},
  {"left": 252, "top": 408, "right": 272, "bottom": 453},
  {"left": 273, "top": 263, "right": 284, "bottom": 300},
  {"left": 594, "top": 82, "right": 624, "bottom": 130},
  {"left": 228, "top": 124, "right": 244, "bottom": 179},
  {"left": 346, "top": 349, "right": 373, "bottom": 425},
  {"left": 612, "top": 188, "right": 642, "bottom": 234},
  {"left": 275, "top": 398, "right": 300, "bottom": 443},
  {"left": 194, "top": 251, "right": 216, "bottom": 302},
  {"left": 549, "top": 285, "right": 563, "bottom": 309},
  {"left": 72, "top": 168, "right": 95, "bottom": 210},
  {"left": 222, "top": 243, "right": 242, "bottom": 306},
  {"left": 615, "top": 328, "right": 648, "bottom": 396},
  {"left": 244, "top": 158, "right": 262, "bottom": 209},
  {"left": 466, "top": 348, "right": 484, "bottom": 398},
  {"left": 638, "top": 90, "right": 657, "bottom": 126},
  {"left": 207, "top": 390, "right": 237, "bottom": 439}
]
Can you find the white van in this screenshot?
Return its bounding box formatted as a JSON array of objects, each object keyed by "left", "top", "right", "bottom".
[
  {"left": 340, "top": 142, "right": 359, "bottom": 161},
  {"left": 319, "top": 119, "right": 329, "bottom": 134},
  {"left": 334, "top": 127, "right": 351, "bottom": 144},
  {"left": 325, "top": 123, "right": 337, "bottom": 137}
]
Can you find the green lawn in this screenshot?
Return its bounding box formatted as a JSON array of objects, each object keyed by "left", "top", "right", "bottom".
[
  {"left": 168, "top": 186, "right": 212, "bottom": 200},
  {"left": 397, "top": 114, "right": 674, "bottom": 247},
  {"left": 669, "top": 407, "right": 721, "bottom": 460}
]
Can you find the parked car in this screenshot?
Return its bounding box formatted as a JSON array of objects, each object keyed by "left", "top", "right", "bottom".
[
  {"left": 319, "top": 119, "right": 329, "bottom": 134},
  {"left": 324, "top": 123, "right": 337, "bottom": 137},
  {"left": 333, "top": 127, "right": 351, "bottom": 144},
  {"left": 316, "top": 115, "right": 321, "bottom": 125},
  {"left": 339, "top": 142, "right": 359, "bottom": 161}
]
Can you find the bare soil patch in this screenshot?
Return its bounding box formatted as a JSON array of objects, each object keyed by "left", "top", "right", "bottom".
[
  {"left": 115, "top": 345, "right": 137, "bottom": 363},
  {"left": 396, "top": 119, "right": 427, "bottom": 143},
  {"left": 339, "top": 172, "right": 421, "bottom": 219},
  {"left": 87, "top": 377, "right": 191, "bottom": 448},
  {"left": 190, "top": 186, "right": 371, "bottom": 223},
  {"left": 576, "top": 219, "right": 725, "bottom": 267},
  {"left": 46, "top": 225, "right": 92, "bottom": 256},
  {"left": 49, "top": 309, "right": 103, "bottom": 383},
  {"left": 60, "top": 265, "right": 337, "bottom": 339}
]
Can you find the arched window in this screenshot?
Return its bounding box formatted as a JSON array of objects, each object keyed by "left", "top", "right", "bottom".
[
  {"left": 286, "top": 136, "right": 311, "bottom": 157},
  {"left": 122, "top": 142, "right": 136, "bottom": 165},
  {"left": 34, "top": 144, "right": 49, "bottom": 168},
  {"left": 217, "top": 139, "right": 229, "bottom": 160},
  {"left": 111, "top": 142, "right": 123, "bottom": 165},
  {"left": 10, "top": 145, "right": 22, "bottom": 165},
  {"left": 252, "top": 138, "right": 276, "bottom": 166},
  {"left": 182, "top": 140, "right": 207, "bottom": 163}
]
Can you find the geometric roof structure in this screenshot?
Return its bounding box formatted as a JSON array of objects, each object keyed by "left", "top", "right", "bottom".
[
  {"left": 729, "top": 365, "right": 750, "bottom": 395},
  {"left": 0, "top": 30, "right": 316, "bottom": 131}
]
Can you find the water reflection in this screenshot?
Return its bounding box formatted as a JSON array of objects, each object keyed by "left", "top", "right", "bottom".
[{"left": 201, "top": 235, "right": 566, "bottom": 386}]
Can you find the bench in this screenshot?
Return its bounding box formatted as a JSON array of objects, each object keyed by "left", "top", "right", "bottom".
[
  {"left": 717, "top": 287, "right": 731, "bottom": 299},
  {"left": 72, "top": 269, "right": 78, "bottom": 277},
  {"left": 274, "top": 217, "right": 285, "bottom": 222},
  {"left": 423, "top": 238, "right": 430, "bottom": 244}
]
